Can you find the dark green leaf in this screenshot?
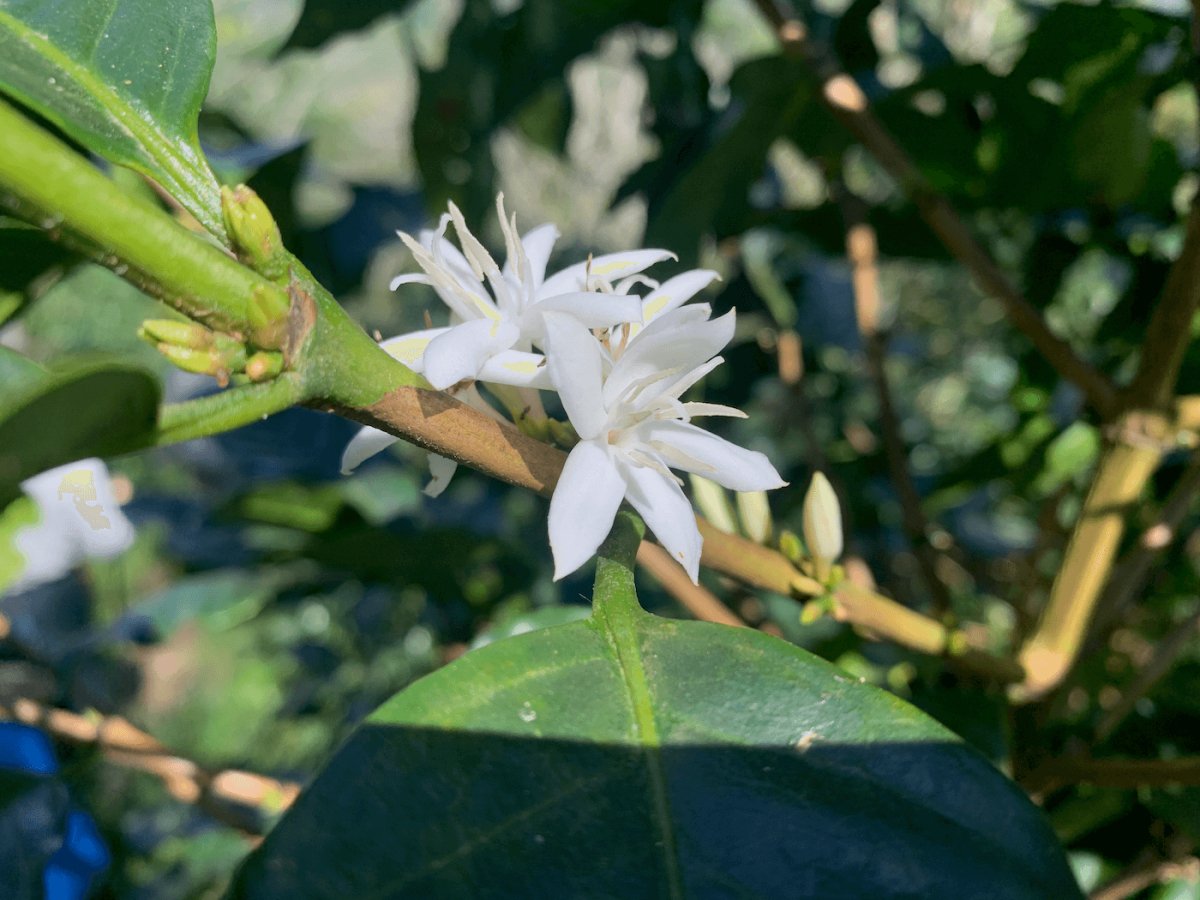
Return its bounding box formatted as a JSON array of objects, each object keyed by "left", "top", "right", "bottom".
[
  {"left": 414, "top": 0, "right": 703, "bottom": 222},
  {"left": 233, "top": 515, "right": 1080, "bottom": 898},
  {"left": 0, "top": 360, "right": 159, "bottom": 502},
  {"left": 636, "top": 56, "right": 817, "bottom": 261},
  {"left": 0, "top": 0, "right": 226, "bottom": 238}
]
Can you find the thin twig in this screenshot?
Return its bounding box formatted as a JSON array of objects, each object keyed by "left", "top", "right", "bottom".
[
  {"left": 0, "top": 698, "right": 300, "bottom": 835},
  {"left": 1030, "top": 755, "right": 1200, "bottom": 793},
  {"left": 1090, "top": 855, "right": 1199, "bottom": 900},
  {"left": 748, "top": 0, "right": 1118, "bottom": 417},
  {"left": 637, "top": 541, "right": 748, "bottom": 628},
  {"left": 1089, "top": 454, "right": 1200, "bottom": 646},
  {"left": 836, "top": 187, "right": 955, "bottom": 617}
]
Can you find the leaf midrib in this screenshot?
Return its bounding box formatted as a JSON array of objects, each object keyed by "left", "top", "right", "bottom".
[{"left": 599, "top": 609, "right": 686, "bottom": 900}]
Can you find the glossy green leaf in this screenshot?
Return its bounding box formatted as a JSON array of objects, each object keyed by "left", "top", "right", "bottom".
[
  {"left": 233, "top": 516, "right": 1080, "bottom": 899},
  {"left": 0, "top": 360, "right": 159, "bottom": 502},
  {"left": 0, "top": 0, "right": 226, "bottom": 239}
]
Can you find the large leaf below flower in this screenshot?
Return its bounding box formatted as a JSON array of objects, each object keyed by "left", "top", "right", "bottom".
[
  {"left": 0, "top": 0, "right": 226, "bottom": 239},
  {"left": 0, "top": 359, "right": 159, "bottom": 505},
  {"left": 232, "top": 517, "right": 1080, "bottom": 899}
]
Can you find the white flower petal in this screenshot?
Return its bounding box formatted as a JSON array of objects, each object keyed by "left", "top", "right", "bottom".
[
  {"left": 605, "top": 308, "right": 735, "bottom": 408},
  {"left": 341, "top": 426, "right": 399, "bottom": 474},
  {"left": 542, "top": 312, "right": 608, "bottom": 440},
  {"left": 518, "top": 223, "right": 560, "bottom": 288},
  {"left": 418, "top": 221, "right": 479, "bottom": 292},
  {"left": 424, "top": 454, "right": 459, "bottom": 498},
  {"left": 621, "top": 461, "right": 702, "bottom": 584},
  {"left": 539, "top": 249, "right": 676, "bottom": 298},
  {"left": 535, "top": 291, "right": 643, "bottom": 330},
  {"left": 549, "top": 440, "right": 625, "bottom": 580},
  {"left": 398, "top": 227, "right": 498, "bottom": 323},
  {"left": 679, "top": 402, "right": 747, "bottom": 419},
  {"left": 640, "top": 269, "right": 720, "bottom": 326},
  {"left": 422, "top": 319, "right": 520, "bottom": 389},
  {"left": 389, "top": 273, "right": 432, "bottom": 291},
  {"left": 379, "top": 326, "right": 450, "bottom": 371},
  {"left": 477, "top": 350, "right": 554, "bottom": 389},
  {"left": 640, "top": 420, "right": 786, "bottom": 492}
]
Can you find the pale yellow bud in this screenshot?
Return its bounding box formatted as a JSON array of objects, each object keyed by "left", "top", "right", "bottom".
[
  {"left": 802, "top": 471, "right": 843, "bottom": 582},
  {"left": 689, "top": 475, "right": 737, "bottom": 534},
  {"left": 736, "top": 490, "right": 773, "bottom": 544}
]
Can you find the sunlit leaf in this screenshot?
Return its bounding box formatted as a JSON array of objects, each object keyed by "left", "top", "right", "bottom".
[
  {"left": 0, "top": 0, "right": 226, "bottom": 238},
  {"left": 233, "top": 518, "right": 1080, "bottom": 898}
]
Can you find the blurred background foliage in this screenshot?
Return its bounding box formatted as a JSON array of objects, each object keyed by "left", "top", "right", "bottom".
[{"left": 4, "top": 0, "right": 1200, "bottom": 896}]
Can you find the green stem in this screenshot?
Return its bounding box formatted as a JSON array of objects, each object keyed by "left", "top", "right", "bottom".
[
  {"left": 0, "top": 98, "right": 287, "bottom": 340},
  {"left": 592, "top": 511, "right": 647, "bottom": 621},
  {"left": 155, "top": 375, "right": 305, "bottom": 445}
]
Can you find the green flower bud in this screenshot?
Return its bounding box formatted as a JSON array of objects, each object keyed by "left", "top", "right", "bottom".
[
  {"left": 138, "top": 318, "right": 214, "bottom": 350},
  {"left": 245, "top": 351, "right": 284, "bottom": 382}
]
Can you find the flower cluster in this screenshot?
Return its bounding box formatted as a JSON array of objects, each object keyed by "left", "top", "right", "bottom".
[{"left": 342, "top": 196, "right": 785, "bottom": 582}]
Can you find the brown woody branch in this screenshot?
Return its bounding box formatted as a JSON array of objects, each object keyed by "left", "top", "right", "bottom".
[
  {"left": 1030, "top": 755, "right": 1200, "bottom": 792},
  {"left": 334, "top": 392, "right": 1020, "bottom": 679},
  {"left": 0, "top": 698, "right": 299, "bottom": 835},
  {"left": 837, "top": 188, "right": 955, "bottom": 616},
  {"left": 637, "top": 541, "right": 748, "bottom": 628}
]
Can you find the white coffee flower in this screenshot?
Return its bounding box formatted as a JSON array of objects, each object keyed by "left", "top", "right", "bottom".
[
  {"left": 543, "top": 305, "right": 786, "bottom": 583},
  {"left": 388, "top": 193, "right": 671, "bottom": 390},
  {"left": 341, "top": 195, "right": 678, "bottom": 481}
]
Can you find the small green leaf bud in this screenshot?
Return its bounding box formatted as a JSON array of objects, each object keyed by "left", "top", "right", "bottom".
[
  {"left": 245, "top": 351, "right": 283, "bottom": 382},
  {"left": 778, "top": 529, "right": 804, "bottom": 564},
  {"left": 138, "top": 318, "right": 214, "bottom": 350},
  {"left": 247, "top": 284, "right": 290, "bottom": 350},
  {"left": 221, "top": 184, "right": 287, "bottom": 280}
]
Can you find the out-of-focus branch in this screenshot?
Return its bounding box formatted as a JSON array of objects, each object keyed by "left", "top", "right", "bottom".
[
  {"left": 837, "top": 189, "right": 955, "bottom": 616},
  {"left": 0, "top": 698, "right": 299, "bottom": 835},
  {"left": 1088, "top": 454, "right": 1200, "bottom": 646},
  {"left": 1029, "top": 754, "right": 1200, "bottom": 792},
  {"left": 637, "top": 541, "right": 748, "bottom": 628},
  {"left": 1018, "top": 205, "right": 1200, "bottom": 699},
  {"left": 1090, "top": 854, "right": 1200, "bottom": 900},
  {"left": 748, "top": 0, "right": 1118, "bottom": 417},
  {"left": 1094, "top": 607, "right": 1200, "bottom": 742},
  {"left": 1016, "top": 427, "right": 1166, "bottom": 699}
]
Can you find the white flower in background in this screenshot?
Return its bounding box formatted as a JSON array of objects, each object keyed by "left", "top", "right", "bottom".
[
  {"left": 3, "top": 458, "right": 134, "bottom": 595},
  {"left": 543, "top": 305, "right": 786, "bottom": 583}
]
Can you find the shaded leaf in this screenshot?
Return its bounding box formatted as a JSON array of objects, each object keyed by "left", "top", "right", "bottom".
[
  {"left": 0, "top": 360, "right": 159, "bottom": 503},
  {"left": 0, "top": 0, "right": 226, "bottom": 238},
  {"left": 233, "top": 515, "right": 1080, "bottom": 898}
]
